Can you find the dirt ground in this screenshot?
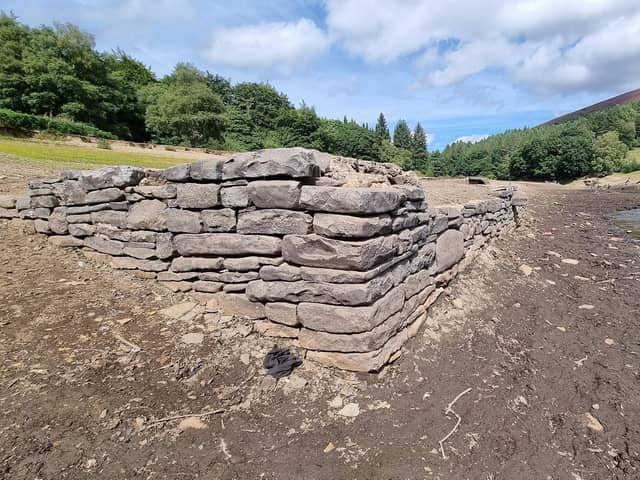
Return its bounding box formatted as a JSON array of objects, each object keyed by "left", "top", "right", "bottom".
[{"left": 1, "top": 162, "right": 640, "bottom": 479}]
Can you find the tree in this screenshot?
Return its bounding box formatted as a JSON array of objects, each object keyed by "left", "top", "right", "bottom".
[
  {"left": 374, "top": 113, "right": 390, "bottom": 142},
  {"left": 410, "top": 122, "right": 430, "bottom": 173},
  {"left": 141, "top": 63, "right": 225, "bottom": 146},
  {"left": 592, "top": 131, "right": 629, "bottom": 176},
  {"left": 393, "top": 119, "right": 412, "bottom": 149}
]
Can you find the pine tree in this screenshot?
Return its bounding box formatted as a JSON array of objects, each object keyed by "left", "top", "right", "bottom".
[
  {"left": 393, "top": 119, "right": 412, "bottom": 149},
  {"left": 375, "top": 113, "right": 390, "bottom": 141},
  {"left": 410, "top": 122, "right": 430, "bottom": 173}
]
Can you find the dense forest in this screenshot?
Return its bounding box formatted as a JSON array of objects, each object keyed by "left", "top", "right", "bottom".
[
  {"left": 1, "top": 13, "right": 638, "bottom": 181},
  {"left": 0, "top": 14, "right": 429, "bottom": 173},
  {"left": 435, "top": 102, "right": 640, "bottom": 181}
]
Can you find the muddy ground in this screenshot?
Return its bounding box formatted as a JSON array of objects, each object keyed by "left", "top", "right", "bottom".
[{"left": 1, "top": 164, "right": 640, "bottom": 479}]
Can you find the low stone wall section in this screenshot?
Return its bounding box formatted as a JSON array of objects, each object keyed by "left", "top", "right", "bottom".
[{"left": 0, "top": 148, "right": 526, "bottom": 372}]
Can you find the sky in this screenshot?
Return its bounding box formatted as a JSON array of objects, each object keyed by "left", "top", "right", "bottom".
[{"left": 4, "top": 0, "right": 640, "bottom": 149}]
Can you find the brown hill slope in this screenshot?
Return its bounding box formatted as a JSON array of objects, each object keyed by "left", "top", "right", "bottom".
[{"left": 540, "top": 88, "right": 640, "bottom": 126}]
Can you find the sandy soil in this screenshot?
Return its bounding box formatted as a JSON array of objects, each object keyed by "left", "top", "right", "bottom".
[{"left": 1, "top": 163, "right": 640, "bottom": 479}]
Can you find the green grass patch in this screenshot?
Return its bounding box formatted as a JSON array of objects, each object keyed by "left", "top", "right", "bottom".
[{"left": 0, "top": 137, "right": 184, "bottom": 169}]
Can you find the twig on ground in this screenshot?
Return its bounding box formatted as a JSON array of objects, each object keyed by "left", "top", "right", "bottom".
[
  {"left": 439, "top": 387, "right": 472, "bottom": 459},
  {"left": 114, "top": 334, "right": 142, "bottom": 352},
  {"left": 144, "top": 409, "right": 225, "bottom": 429}
]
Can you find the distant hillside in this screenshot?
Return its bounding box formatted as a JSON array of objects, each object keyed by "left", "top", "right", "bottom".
[{"left": 541, "top": 88, "right": 640, "bottom": 126}]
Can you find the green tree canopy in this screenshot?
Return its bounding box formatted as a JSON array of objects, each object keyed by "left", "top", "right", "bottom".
[
  {"left": 393, "top": 119, "right": 412, "bottom": 149},
  {"left": 374, "top": 112, "right": 390, "bottom": 141}
]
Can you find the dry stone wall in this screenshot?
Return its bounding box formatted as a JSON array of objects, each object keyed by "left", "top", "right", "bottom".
[{"left": 0, "top": 148, "right": 526, "bottom": 372}]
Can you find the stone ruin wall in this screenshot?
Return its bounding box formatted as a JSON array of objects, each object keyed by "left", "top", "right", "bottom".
[{"left": 0, "top": 148, "right": 526, "bottom": 372}]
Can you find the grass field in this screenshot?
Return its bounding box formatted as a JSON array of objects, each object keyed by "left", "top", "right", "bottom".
[{"left": 0, "top": 137, "right": 185, "bottom": 169}]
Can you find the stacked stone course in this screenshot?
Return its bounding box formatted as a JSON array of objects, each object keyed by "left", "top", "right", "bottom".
[{"left": 0, "top": 148, "right": 526, "bottom": 372}]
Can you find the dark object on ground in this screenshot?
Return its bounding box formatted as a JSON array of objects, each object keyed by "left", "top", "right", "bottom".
[
  {"left": 263, "top": 347, "right": 302, "bottom": 378},
  {"left": 468, "top": 177, "right": 488, "bottom": 184}
]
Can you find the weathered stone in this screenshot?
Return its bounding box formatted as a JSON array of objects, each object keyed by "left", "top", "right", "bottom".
[
  {"left": 435, "top": 229, "right": 465, "bottom": 272},
  {"left": 220, "top": 186, "right": 249, "bottom": 208},
  {"left": 222, "top": 283, "right": 247, "bottom": 292},
  {"left": 30, "top": 195, "right": 58, "bottom": 208},
  {"left": 84, "top": 235, "right": 124, "bottom": 255},
  {"left": 155, "top": 232, "right": 173, "bottom": 259},
  {"left": 176, "top": 183, "right": 220, "bottom": 209},
  {"left": 199, "top": 271, "right": 259, "bottom": 283},
  {"left": 259, "top": 263, "right": 302, "bottom": 281},
  {"left": 0, "top": 208, "right": 19, "bottom": 218},
  {"left": 48, "top": 235, "right": 84, "bottom": 247},
  {"left": 204, "top": 293, "right": 266, "bottom": 320},
  {"left": 67, "top": 203, "right": 109, "bottom": 214},
  {"left": 34, "top": 219, "right": 51, "bottom": 233},
  {"left": 190, "top": 160, "right": 223, "bottom": 180},
  {"left": 171, "top": 256, "right": 224, "bottom": 272},
  {"left": 313, "top": 213, "right": 392, "bottom": 239},
  {"left": 399, "top": 185, "right": 425, "bottom": 201},
  {"left": 193, "top": 281, "right": 224, "bottom": 293},
  {"left": 133, "top": 184, "right": 176, "bottom": 199},
  {"left": 222, "top": 148, "right": 330, "bottom": 179},
  {"left": 246, "top": 268, "right": 398, "bottom": 306},
  {"left": 175, "top": 233, "right": 281, "bottom": 256},
  {"left": 237, "top": 209, "right": 312, "bottom": 235},
  {"left": 19, "top": 208, "right": 50, "bottom": 219},
  {"left": 255, "top": 320, "right": 299, "bottom": 338},
  {"left": 223, "top": 256, "right": 282, "bottom": 272},
  {"left": 80, "top": 166, "right": 145, "bottom": 191},
  {"left": 307, "top": 314, "right": 425, "bottom": 372},
  {"left": 166, "top": 208, "right": 201, "bottom": 233},
  {"left": 68, "top": 223, "right": 96, "bottom": 237},
  {"left": 85, "top": 187, "right": 124, "bottom": 204},
  {"left": 91, "top": 210, "right": 128, "bottom": 228},
  {"left": 431, "top": 214, "right": 448, "bottom": 234},
  {"left": 111, "top": 257, "right": 169, "bottom": 271},
  {"left": 299, "top": 251, "right": 412, "bottom": 284},
  {"left": 164, "top": 163, "right": 191, "bottom": 182},
  {"left": 123, "top": 246, "right": 156, "bottom": 259},
  {"left": 247, "top": 180, "right": 301, "bottom": 209},
  {"left": 282, "top": 234, "right": 397, "bottom": 271},
  {"left": 48, "top": 207, "right": 68, "bottom": 234},
  {"left": 0, "top": 196, "right": 16, "bottom": 209},
  {"left": 30, "top": 188, "right": 55, "bottom": 196},
  {"left": 265, "top": 302, "right": 299, "bottom": 326},
  {"left": 201, "top": 209, "right": 236, "bottom": 232},
  {"left": 411, "top": 242, "right": 436, "bottom": 272},
  {"left": 157, "top": 271, "right": 199, "bottom": 281},
  {"left": 299, "top": 186, "right": 404, "bottom": 214},
  {"left": 109, "top": 201, "right": 128, "bottom": 211},
  {"left": 392, "top": 212, "right": 429, "bottom": 232},
  {"left": 127, "top": 200, "right": 167, "bottom": 231},
  {"left": 297, "top": 285, "right": 405, "bottom": 333}
]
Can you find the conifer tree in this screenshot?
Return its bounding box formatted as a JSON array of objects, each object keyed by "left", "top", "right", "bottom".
[
  {"left": 393, "top": 119, "right": 412, "bottom": 149},
  {"left": 375, "top": 113, "right": 390, "bottom": 141}
]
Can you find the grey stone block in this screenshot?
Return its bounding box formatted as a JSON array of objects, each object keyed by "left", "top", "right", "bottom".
[
  {"left": 80, "top": 166, "right": 145, "bottom": 191},
  {"left": 201, "top": 208, "right": 236, "bottom": 232},
  {"left": 299, "top": 186, "right": 404, "bottom": 214},
  {"left": 167, "top": 208, "right": 201, "bottom": 233},
  {"left": 282, "top": 234, "right": 397, "bottom": 271},
  {"left": 164, "top": 163, "right": 191, "bottom": 182},
  {"left": 435, "top": 229, "right": 464, "bottom": 272},
  {"left": 237, "top": 209, "right": 312, "bottom": 235},
  {"left": 175, "top": 233, "right": 281, "bottom": 256},
  {"left": 313, "top": 213, "right": 391, "bottom": 238},
  {"left": 190, "top": 160, "right": 223, "bottom": 180},
  {"left": 222, "top": 148, "right": 330, "bottom": 179},
  {"left": 176, "top": 183, "right": 220, "bottom": 209},
  {"left": 127, "top": 199, "right": 167, "bottom": 231},
  {"left": 259, "top": 263, "right": 302, "bottom": 281},
  {"left": 247, "top": 180, "right": 301, "bottom": 209},
  {"left": 265, "top": 303, "right": 299, "bottom": 326},
  {"left": 220, "top": 186, "right": 249, "bottom": 208},
  {"left": 85, "top": 187, "right": 124, "bottom": 204},
  {"left": 91, "top": 210, "right": 128, "bottom": 228},
  {"left": 171, "top": 257, "right": 224, "bottom": 272}
]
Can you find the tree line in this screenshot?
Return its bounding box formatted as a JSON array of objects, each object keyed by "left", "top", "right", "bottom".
[
  {"left": 433, "top": 102, "right": 640, "bottom": 181},
  {"left": 0, "top": 13, "right": 431, "bottom": 173}
]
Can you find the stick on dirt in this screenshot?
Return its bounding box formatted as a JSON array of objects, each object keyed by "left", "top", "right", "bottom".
[
  {"left": 439, "top": 387, "right": 472, "bottom": 459},
  {"left": 144, "top": 409, "right": 225, "bottom": 429}
]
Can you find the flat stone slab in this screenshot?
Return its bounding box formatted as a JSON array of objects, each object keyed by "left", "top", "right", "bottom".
[
  {"left": 299, "top": 186, "right": 404, "bottom": 214},
  {"left": 80, "top": 166, "right": 145, "bottom": 191},
  {"left": 237, "top": 209, "right": 312, "bottom": 235},
  {"left": 204, "top": 293, "right": 266, "bottom": 320},
  {"left": 127, "top": 200, "right": 167, "bottom": 231},
  {"left": 176, "top": 184, "right": 220, "bottom": 209},
  {"left": 282, "top": 234, "right": 398, "bottom": 271},
  {"left": 435, "top": 229, "right": 464, "bottom": 272},
  {"left": 222, "top": 148, "right": 330, "bottom": 179},
  {"left": 247, "top": 180, "right": 301, "bottom": 209},
  {"left": 313, "top": 213, "right": 392, "bottom": 238},
  {"left": 175, "top": 233, "right": 281, "bottom": 256}
]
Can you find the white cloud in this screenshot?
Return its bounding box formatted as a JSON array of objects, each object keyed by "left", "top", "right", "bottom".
[
  {"left": 203, "top": 18, "right": 329, "bottom": 71},
  {"left": 452, "top": 134, "right": 489, "bottom": 144},
  {"left": 324, "top": 0, "right": 640, "bottom": 94}
]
